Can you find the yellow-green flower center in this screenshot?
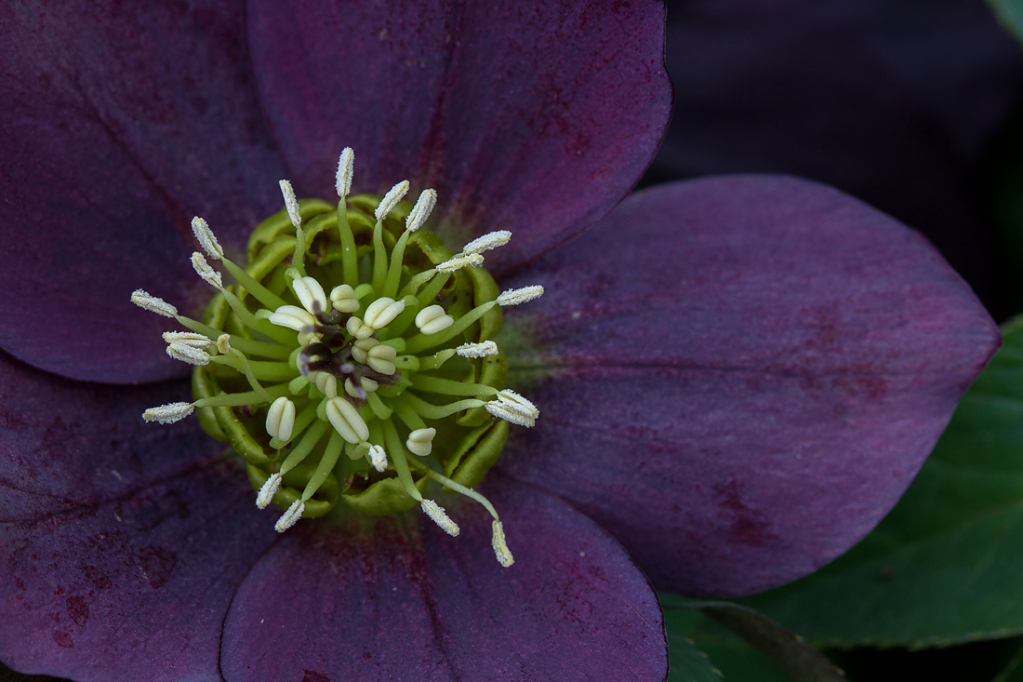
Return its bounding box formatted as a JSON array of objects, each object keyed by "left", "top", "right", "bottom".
[{"left": 133, "top": 149, "right": 543, "bottom": 567}]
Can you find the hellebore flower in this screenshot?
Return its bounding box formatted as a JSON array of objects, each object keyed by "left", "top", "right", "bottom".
[{"left": 0, "top": 2, "right": 999, "bottom": 681}]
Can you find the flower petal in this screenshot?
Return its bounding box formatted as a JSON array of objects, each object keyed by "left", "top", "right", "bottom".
[
  {"left": 220, "top": 474, "right": 667, "bottom": 681},
  {"left": 0, "top": 460, "right": 277, "bottom": 682},
  {"left": 498, "top": 176, "right": 1000, "bottom": 597},
  {"left": 246, "top": 0, "right": 671, "bottom": 274},
  {"left": 0, "top": 1, "right": 289, "bottom": 383},
  {"left": 0, "top": 354, "right": 213, "bottom": 522}
]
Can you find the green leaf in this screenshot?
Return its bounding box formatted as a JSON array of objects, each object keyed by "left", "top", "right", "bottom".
[
  {"left": 742, "top": 318, "right": 1023, "bottom": 649},
  {"left": 667, "top": 607, "right": 789, "bottom": 682},
  {"left": 988, "top": 0, "right": 1023, "bottom": 46}
]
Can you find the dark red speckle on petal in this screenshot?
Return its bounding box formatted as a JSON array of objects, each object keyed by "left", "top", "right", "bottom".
[
  {"left": 302, "top": 671, "right": 331, "bottom": 682},
  {"left": 65, "top": 595, "right": 89, "bottom": 627},
  {"left": 52, "top": 631, "right": 74, "bottom": 648},
  {"left": 139, "top": 546, "right": 177, "bottom": 590}
]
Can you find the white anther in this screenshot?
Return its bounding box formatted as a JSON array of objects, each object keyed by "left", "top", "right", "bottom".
[
  {"left": 326, "top": 396, "right": 370, "bottom": 443},
  {"left": 414, "top": 305, "right": 454, "bottom": 335},
  {"left": 496, "top": 285, "right": 544, "bottom": 306},
  {"left": 421, "top": 499, "right": 460, "bottom": 537},
  {"left": 268, "top": 305, "right": 317, "bottom": 332},
  {"left": 436, "top": 253, "right": 484, "bottom": 273},
  {"left": 497, "top": 389, "right": 539, "bottom": 418},
  {"left": 330, "top": 284, "right": 359, "bottom": 313},
  {"left": 166, "top": 341, "right": 210, "bottom": 366},
  {"left": 256, "top": 473, "right": 282, "bottom": 509},
  {"left": 492, "top": 521, "right": 515, "bottom": 567},
  {"left": 279, "top": 179, "right": 302, "bottom": 229},
  {"left": 485, "top": 400, "right": 535, "bottom": 428},
  {"left": 406, "top": 428, "right": 437, "bottom": 457},
  {"left": 191, "top": 252, "right": 223, "bottom": 289},
  {"left": 131, "top": 290, "right": 178, "bottom": 318},
  {"left": 191, "top": 216, "right": 223, "bottom": 260},
  {"left": 275, "top": 500, "right": 305, "bottom": 532},
  {"left": 363, "top": 297, "right": 405, "bottom": 329},
  {"left": 366, "top": 344, "right": 397, "bottom": 375},
  {"left": 344, "top": 377, "right": 378, "bottom": 399},
  {"left": 454, "top": 341, "right": 499, "bottom": 358},
  {"left": 345, "top": 316, "right": 373, "bottom": 339},
  {"left": 405, "top": 189, "right": 437, "bottom": 232},
  {"left": 216, "top": 334, "right": 232, "bottom": 354},
  {"left": 162, "top": 331, "right": 211, "bottom": 349},
  {"left": 463, "top": 230, "right": 512, "bottom": 255},
  {"left": 266, "top": 397, "right": 296, "bottom": 441},
  {"left": 369, "top": 445, "right": 388, "bottom": 472},
  {"left": 142, "top": 402, "right": 194, "bottom": 424},
  {"left": 351, "top": 337, "right": 379, "bottom": 364},
  {"left": 292, "top": 276, "right": 328, "bottom": 315},
  {"left": 336, "top": 148, "right": 355, "bottom": 198},
  {"left": 314, "top": 372, "right": 338, "bottom": 399},
  {"left": 375, "top": 180, "right": 410, "bottom": 221}
]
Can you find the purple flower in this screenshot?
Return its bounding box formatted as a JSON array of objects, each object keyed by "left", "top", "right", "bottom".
[{"left": 0, "top": 2, "right": 998, "bottom": 681}]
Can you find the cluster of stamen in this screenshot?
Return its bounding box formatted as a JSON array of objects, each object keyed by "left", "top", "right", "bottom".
[{"left": 133, "top": 148, "right": 542, "bottom": 567}]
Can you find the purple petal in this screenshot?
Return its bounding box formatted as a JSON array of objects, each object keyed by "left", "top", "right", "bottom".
[
  {"left": 221, "top": 474, "right": 667, "bottom": 681},
  {"left": 0, "top": 1, "right": 289, "bottom": 383},
  {"left": 0, "top": 459, "right": 277, "bottom": 682},
  {"left": 246, "top": 0, "right": 671, "bottom": 274},
  {"left": 0, "top": 353, "right": 214, "bottom": 521},
  {"left": 498, "top": 176, "right": 999, "bottom": 597}
]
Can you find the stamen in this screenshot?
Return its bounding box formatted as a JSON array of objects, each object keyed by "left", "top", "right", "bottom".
[
  {"left": 191, "top": 252, "right": 223, "bottom": 289},
  {"left": 325, "top": 396, "right": 370, "bottom": 443},
  {"left": 279, "top": 179, "right": 302, "bottom": 229},
  {"left": 275, "top": 500, "right": 305, "bottom": 533},
  {"left": 336, "top": 147, "right": 354, "bottom": 198},
  {"left": 405, "top": 189, "right": 437, "bottom": 233},
  {"left": 406, "top": 427, "right": 436, "bottom": 457},
  {"left": 363, "top": 297, "right": 405, "bottom": 329},
  {"left": 421, "top": 499, "right": 460, "bottom": 537},
  {"left": 131, "top": 290, "right": 178, "bottom": 318},
  {"left": 314, "top": 372, "right": 338, "bottom": 399},
  {"left": 346, "top": 316, "right": 373, "bottom": 339},
  {"left": 369, "top": 444, "right": 388, "bottom": 472},
  {"left": 375, "top": 180, "right": 410, "bottom": 221},
  {"left": 292, "top": 276, "right": 328, "bottom": 315},
  {"left": 366, "top": 344, "right": 397, "bottom": 375},
  {"left": 351, "top": 338, "right": 379, "bottom": 363},
  {"left": 415, "top": 305, "right": 454, "bottom": 335},
  {"left": 142, "top": 402, "right": 194, "bottom": 424},
  {"left": 166, "top": 341, "right": 210, "bottom": 366},
  {"left": 436, "top": 253, "right": 484, "bottom": 273},
  {"left": 492, "top": 521, "right": 515, "bottom": 568},
  {"left": 496, "top": 285, "right": 544, "bottom": 306},
  {"left": 497, "top": 389, "right": 539, "bottom": 418},
  {"left": 268, "top": 305, "right": 317, "bottom": 332},
  {"left": 266, "top": 397, "right": 297, "bottom": 441},
  {"left": 191, "top": 216, "right": 223, "bottom": 260},
  {"left": 163, "top": 331, "right": 211, "bottom": 349},
  {"left": 344, "top": 377, "right": 378, "bottom": 399},
  {"left": 485, "top": 400, "right": 535, "bottom": 428},
  {"left": 463, "top": 230, "right": 511, "bottom": 255},
  {"left": 330, "top": 284, "right": 359, "bottom": 313},
  {"left": 454, "top": 340, "right": 499, "bottom": 358},
  {"left": 216, "top": 334, "right": 233, "bottom": 354},
  {"left": 256, "top": 473, "right": 282, "bottom": 509}
]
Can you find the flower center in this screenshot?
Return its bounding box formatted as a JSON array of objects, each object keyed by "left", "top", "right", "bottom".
[{"left": 132, "top": 148, "right": 543, "bottom": 567}]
